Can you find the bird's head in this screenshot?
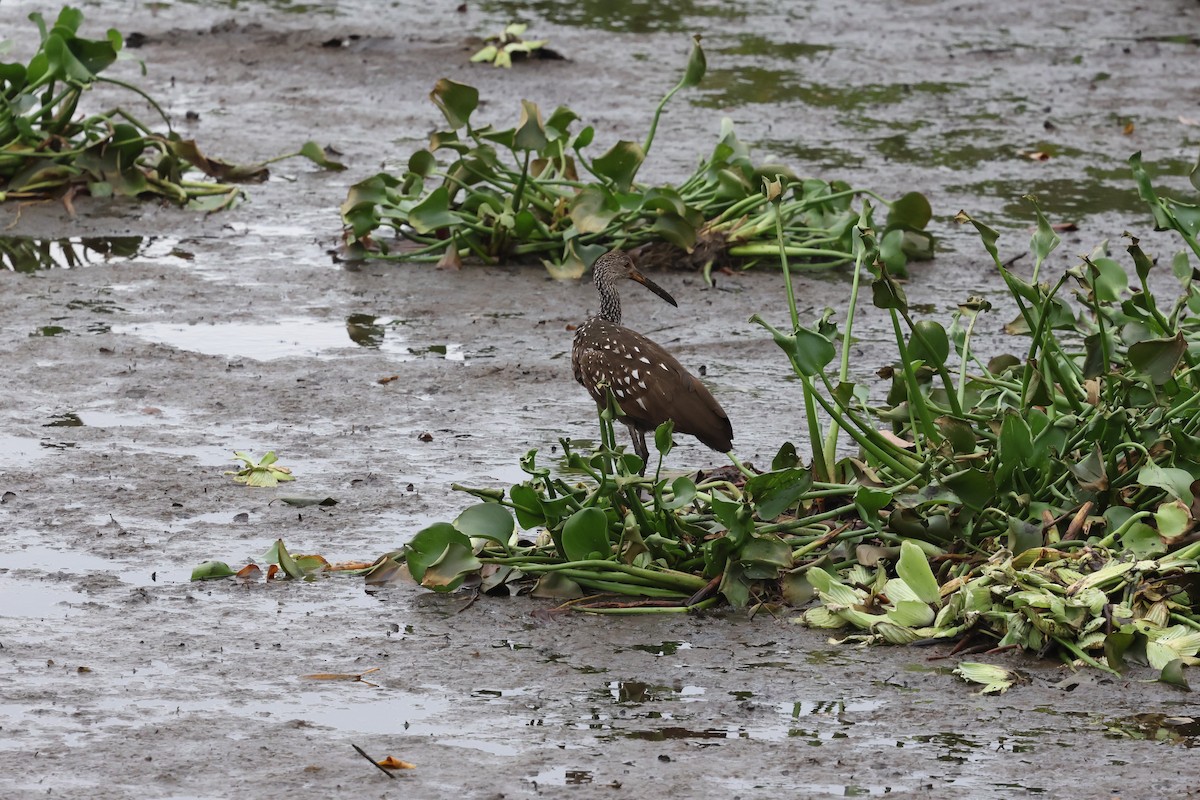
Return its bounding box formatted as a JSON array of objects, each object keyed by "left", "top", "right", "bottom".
[{"left": 593, "top": 249, "right": 678, "bottom": 308}]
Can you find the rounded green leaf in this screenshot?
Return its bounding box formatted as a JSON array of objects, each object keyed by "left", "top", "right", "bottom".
[
  {"left": 191, "top": 560, "right": 235, "bottom": 581},
  {"left": 592, "top": 140, "right": 645, "bottom": 192},
  {"left": 430, "top": 79, "right": 479, "bottom": 130},
  {"left": 453, "top": 503, "right": 515, "bottom": 545},
  {"left": 1128, "top": 333, "right": 1186, "bottom": 385},
  {"left": 791, "top": 325, "right": 835, "bottom": 376},
  {"left": 561, "top": 507, "right": 611, "bottom": 561},
  {"left": 572, "top": 125, "right": 595, "bottom": 151},
  {"left": 1121, "top": 521, "right": 1166, "bottom": 558},
  {"left": 907, "top": 320, "right": 950, "bottom": 367},
  {"left": 514, "top": 99, "right": 548, "bottom": 152},
  {"left": 1154, "top": 500, "right": 1192, "bottom": 542},
  {"left": 1089, "top": 257, "right": 1128, "bottom": 301},
  {"left": 405, "top": 522, "right": 470, "bottom": 582},
  {"left": 569, "top": 185, "right": 619, "bottom": 234},
  {"left": 745, "top": 467, "right": 812, "bottom": 521},
  {"left": 408, "top": 186, "right": 458, "bottom": 234},
  {"left": 662, "top": 476, "right": 696, "bottom": 510},
  {"left": 1139, "top": 462, "right": 1195, "bottom": 503},
  {"left": 508, "top": 484, "right": 546, "bottom": 529},
  {"left": 407, "top": 149, "right": 437, "bottom": 177},
  {"left": 886, "top": 191, "right": 932, "bottom": 230}
]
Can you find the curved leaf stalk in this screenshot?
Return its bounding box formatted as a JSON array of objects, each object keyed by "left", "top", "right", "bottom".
[
  {"left": 887, "top": 310, "right": 941, "bottom": 446},
  {"left": 641, "top": 35, "right": 705, "bottom": 168}
]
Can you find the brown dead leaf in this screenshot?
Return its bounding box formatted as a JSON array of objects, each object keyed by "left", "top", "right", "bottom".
[
  {"left": 235, "top": 563, "right": 263, "bottom": 579},
  {"left": 161, "top": 136, "right": 270, "bottom": 183},
  {"left": 377, "top": 375, "right": 401, "bottom": 384},
  {"left": 1123, "top": 121, "right": 1135, "bottom": 135},
  {"left": 1022, "top": 150, "right": 1051, "bottom": 161},
  {"left": 377, "top": 756, "right": 417, "bottom": 770},
  {"left": 1051, "top": 222, "right": 1078, "bottom": 232},
  {"left": 437, "top": 244, "right": 463, "bottom": 271},
  {"left": 878, "top": 430, "right": 916, "bottom": 449},
  {"left": 266, "top": 563, "right": 280, "bottom": 580}
]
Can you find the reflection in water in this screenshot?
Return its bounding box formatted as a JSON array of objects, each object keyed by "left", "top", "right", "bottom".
[
  {"left": 114, "top": 315, "right": 465, "bottom": 363},
  {"left": 345, "top": 313, "right": 386, "bottom": 347},
  {"left": 44, "top": 413, "right": 84, "bottom": 427},
  {"left": 0, "top": 236, "right": 143, "bottom": 272},
  {"left": 698, "top": 69, "right": 965, "bottom": 111},
  {"left": 1105, "top": 713, "right": 1200, "bottom": 746}
]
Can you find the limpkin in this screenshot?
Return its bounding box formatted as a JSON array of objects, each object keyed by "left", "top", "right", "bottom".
[{"left": 572, "top": 249, "right": 733, "bottom": 468}]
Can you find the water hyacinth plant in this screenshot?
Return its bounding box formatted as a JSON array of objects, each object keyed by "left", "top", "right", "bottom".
[
  {"left": 0, "top": 7, "right": 342, "bottom": 211},
  {"left": 339, "top": 36, "right": 933, "bottom": 278},
  {"left": 220, "top": 86, "right": 1200, "bottom": 674},
  {"left": 338, "top": 155, "right": 1197, "bottom": 679}
]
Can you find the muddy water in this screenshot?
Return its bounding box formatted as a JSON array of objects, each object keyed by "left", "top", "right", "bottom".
[{"left": 2, "top": 1, "right": 1200, "bottom": 797}]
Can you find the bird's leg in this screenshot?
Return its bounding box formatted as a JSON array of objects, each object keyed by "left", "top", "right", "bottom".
[{"left": 626, "top": 423, "right": 650, "bottom": 475}]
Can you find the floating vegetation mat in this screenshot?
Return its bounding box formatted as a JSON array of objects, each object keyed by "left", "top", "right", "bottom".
[
  {"left": 339, "top": 37, "right": 933, "bottom": 278},
  {"left": 1, "top": 7, "right": 341, "bottom": 211}
]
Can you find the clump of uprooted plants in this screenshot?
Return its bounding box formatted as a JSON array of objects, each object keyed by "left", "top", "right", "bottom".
[
  {"left": 339, "top": 36, "right": 933, "bottom": 279},
  {"left": 1, "top": 7, "right": 341, "bottom": 211},
  {"left": 199, "top": 154, "right": 1200, "bottom": 683}
]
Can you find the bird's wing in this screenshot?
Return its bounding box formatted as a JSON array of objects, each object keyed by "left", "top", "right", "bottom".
[{"left": 574, "top": 324, "right": 732, "bottom": 452}]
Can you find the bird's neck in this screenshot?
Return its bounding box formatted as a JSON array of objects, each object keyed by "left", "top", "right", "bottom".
[{"left": 596, "top": 279, "right": 622, "bottom": 325}]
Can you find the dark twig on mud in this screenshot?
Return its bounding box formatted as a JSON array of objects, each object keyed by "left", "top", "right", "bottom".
[{"left": 351, "top": 743, "right": 396, "bottom": 779}]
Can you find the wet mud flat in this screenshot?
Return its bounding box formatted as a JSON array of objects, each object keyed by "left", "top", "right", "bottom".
[{"left": 3, "top": 1, "right": 1200, "bottom": 797}]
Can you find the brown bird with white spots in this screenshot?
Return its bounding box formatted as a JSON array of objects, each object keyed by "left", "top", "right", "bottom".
[{"left": 572, "top": 249, "right": 733, "bottom": 469}]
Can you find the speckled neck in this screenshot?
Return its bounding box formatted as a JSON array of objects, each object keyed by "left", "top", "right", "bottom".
[{"left": 593, "top": 254, "right": 623, "bottom": 325}]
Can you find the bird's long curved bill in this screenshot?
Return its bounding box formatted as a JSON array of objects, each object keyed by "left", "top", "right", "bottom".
[{"left": 629, "top": 270, "right": 678, "bottom": 307}]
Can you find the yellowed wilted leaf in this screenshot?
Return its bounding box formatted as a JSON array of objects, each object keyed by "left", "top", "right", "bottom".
[
  {"left": 377, "top": 756, "right": 417, "bottom": 770},
  {"left": 328, "top": 561, "right": 377, "bottom": 571}
]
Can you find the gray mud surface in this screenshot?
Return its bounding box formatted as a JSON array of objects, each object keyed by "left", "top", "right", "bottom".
[{"left": 3, "top": 1, "right": 1200, "bottom": 797}]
